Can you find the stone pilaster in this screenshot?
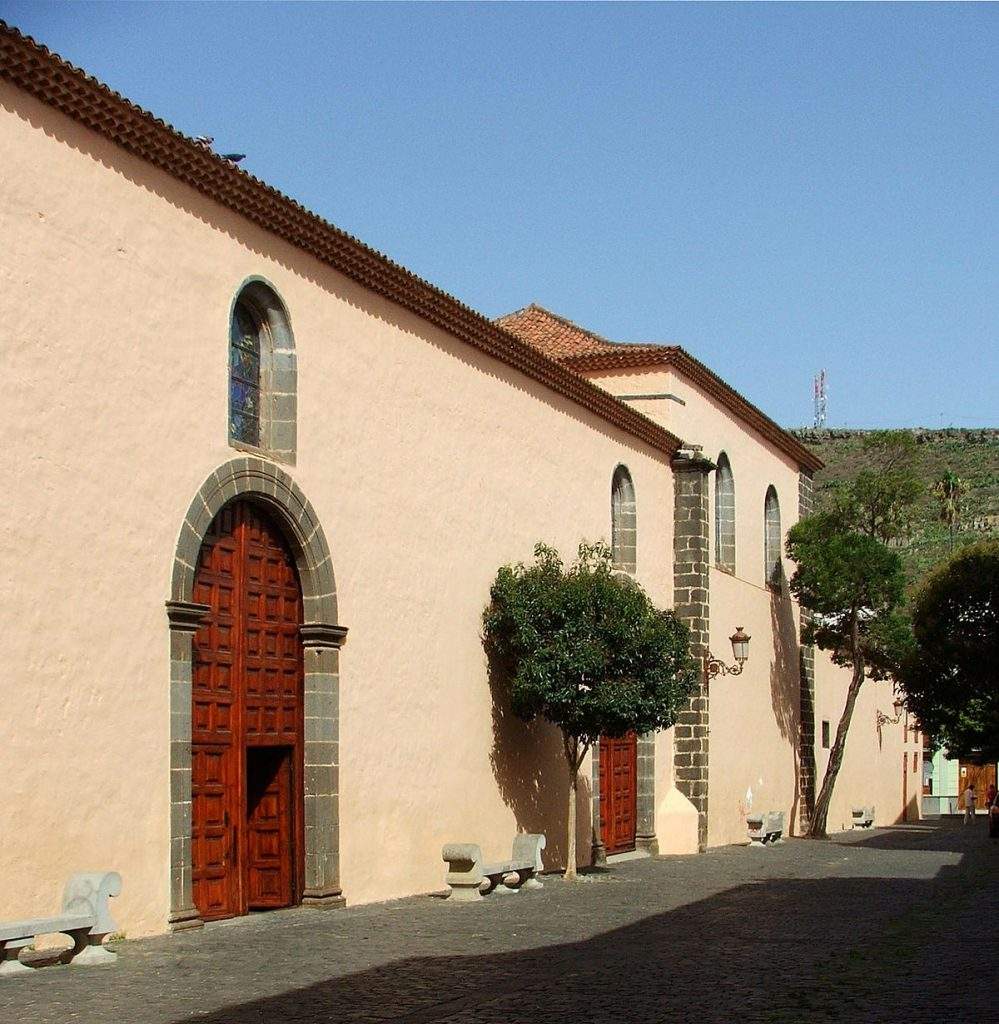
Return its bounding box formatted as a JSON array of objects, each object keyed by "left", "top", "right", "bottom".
[
  {"left": 301, "top": 624, "right": 348, "bottom": 908},
  {"left": 165, "top": 600, "right": 210, "bottom": 932},
  {"left": 590, "top": 746, "right": 607, "bottom": 866},
  {"left": 635, "top": 732, "right": 658, "bottom": 855},
  {"left": 797, "top": 471, "right": 817, "bottom": 833},
  {"left": 671, "top": 450, "right": 714, "bottom": 853}
]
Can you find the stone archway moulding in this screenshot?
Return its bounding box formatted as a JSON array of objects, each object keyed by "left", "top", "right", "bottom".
[{"left": 165, "top": 457, "right": 346, "bottom": 930}]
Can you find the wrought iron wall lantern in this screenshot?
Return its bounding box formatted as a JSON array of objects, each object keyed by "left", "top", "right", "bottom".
[
  {"left": 705, "top": 627, "right": 751, "bottom": 679},
  {"left": 876, "top": 696, "right": 906, "bottom": 728}
]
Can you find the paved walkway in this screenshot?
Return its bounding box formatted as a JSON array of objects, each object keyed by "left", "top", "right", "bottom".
[{"left": 2, "top": 821, "right": 996, "bottom": 1023}]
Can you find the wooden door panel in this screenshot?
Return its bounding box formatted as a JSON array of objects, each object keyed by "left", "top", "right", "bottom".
[
  {"left": 600, "top": 732, "right": 637, "bottom": 855},
  {"left": 191, "top": 501, "right": 303, "bottom": 921},
  {"left": 191, "top": 745, "right": 236, "bottom": 920},
  {"left": 246, "top": 747, "right": 293, "bottom": 908}
]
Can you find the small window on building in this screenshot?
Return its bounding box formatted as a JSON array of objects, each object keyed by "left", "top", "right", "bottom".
[
  {"left": 230, "top": 299, "right": 263, "bottom": 447},
  {"left": 714, "top": 452, "right": 736, "bottom": 573},
  {"left": 764, "top": 485, "right": 782, "bottom": 585},
  {"left": 611, "top": 465, "right": 637, "bottom": 573},
  {"left": 227, "top": 279, "right": 297, "bottom": 463},
  {"left": 821, "top": 720, "right": 830, "bottom": 749}
]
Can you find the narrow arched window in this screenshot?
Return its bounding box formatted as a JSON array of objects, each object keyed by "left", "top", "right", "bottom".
[
  {"left": 228, "top": 279, "right": 297, "bottom": 463},
  {"left": 229, "top": 298, "right": 263, "bottom": 447},
  {"left": 764, "top": 485, "right": 781, "bottom": 585},
  {"left": 714, "top": 452, "right": 736, "bottom": 573},
  {"left": 611, "top": 465, "right": 637, "bottom": 573}
]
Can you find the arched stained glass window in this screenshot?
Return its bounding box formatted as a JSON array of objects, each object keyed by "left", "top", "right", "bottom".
[
  {"left": 764, "top": 485, "right": 782, "bottom": 585},
  {"left": 227, "top": 279, "right": 297, "bottom": 463},
  {"left": 714, "top": 452, "right": 736, "bottom": 573},
  {"left": 611, "top": 465, "right": 637, "bottom": 573},
  {"left": 229, "top": 299, "right": 263, "bottom": 447}
]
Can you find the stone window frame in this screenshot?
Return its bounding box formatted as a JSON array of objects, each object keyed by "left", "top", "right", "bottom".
[
  {"left": 764, "top": 484, "right": 782, "bottom": 587},
  {"left": 227, "top": 277, "right": 297, "bottom": 465},
  {"left": 714, "top": 452, "right": 736, "bottom": 574},
  {"left": 611, "top": 464, "right": 637, "bottom": 573},
  {"left": 165, "top": 457, "right": 344, "bottom": 931}
]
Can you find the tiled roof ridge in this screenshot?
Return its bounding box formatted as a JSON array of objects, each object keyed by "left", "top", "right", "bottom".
[
  {"left": 563, "top": 346, "right": 823, "bottom": 472},
  {"left": 496, "top": 304, "right": 679, "bottom": 357},
  {"left": 0, "top": 20, "right": 683, "bottom": 460},
  {"left": 499, "top": 304, "right": 822, "bottom": 472}
]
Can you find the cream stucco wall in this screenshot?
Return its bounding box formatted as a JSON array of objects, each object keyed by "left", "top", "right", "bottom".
[
  {"left": 0, "top": 84, "right": 676, "bottom": 936},
  {"left": 813, "top": 655, "right": 914, "bottom": 832},
  {"left": 587, "top": 365, "right": 912, "bottom": 845}
]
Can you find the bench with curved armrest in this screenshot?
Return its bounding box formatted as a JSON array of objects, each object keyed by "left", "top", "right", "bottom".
[
  {"left": 747, "top": 810, "right": 785, "bottom": 847},
  {"left": 0, "top": 872, "right": 121, "bottom": 977},
  {"left": 851, "top": 806, "right": 875, "bottom": 829},
  {"left": 442, "top": 835, "right": 546, "bottom": 901}
]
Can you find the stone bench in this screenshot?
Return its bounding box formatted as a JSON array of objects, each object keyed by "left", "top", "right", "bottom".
[
  {"left": 442, "top": 834, "right": 546, "bottom": 901},
  {"left": 747, "top": 810, "right": 785, "bottom": 847},
  {"left": 851, "top": 806, "right": 875, "bottom": 829},
  {"left": 0, "top": 872, "right": 122, "bottom": 977}
]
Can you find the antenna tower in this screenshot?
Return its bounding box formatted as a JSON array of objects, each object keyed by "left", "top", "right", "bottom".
[{"left": 813, "top": 370, "right": 827, "bottom": 428}]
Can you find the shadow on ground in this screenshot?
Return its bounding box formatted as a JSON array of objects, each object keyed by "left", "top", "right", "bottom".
[{"left": 167, "top": 828, "right": 993, "bottom": 1024}]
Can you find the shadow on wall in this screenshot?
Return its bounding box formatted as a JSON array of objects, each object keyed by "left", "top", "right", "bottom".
[
  {"left": 486, "top": 650, "right": 592, "bottom": 870},
  {"left": 770, "top": 572, "right": 803, "bottom": 833}
]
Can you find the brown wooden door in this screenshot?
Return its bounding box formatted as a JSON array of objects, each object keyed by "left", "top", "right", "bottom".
[
  {"left": 246, "top": 747, "right": 294, "bottom": 908},
  {"left": 600, "top": 732, "right": 637, "bottom": 855},
  {"left": 192, "top": 501, "right": 303, "bottom": 920},
  {"left": 959, "top": 763, "right": 997, "bottom": 810}
]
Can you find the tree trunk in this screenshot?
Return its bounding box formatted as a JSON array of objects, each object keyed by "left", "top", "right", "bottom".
[
  {"left": 562, "top": 734, "right": 589, "bottom": 881},
  {"left": 565, "top": 753, "right": 578, "bottom": 881},
  {"left": 809, "top": 615, "right": 865, "bottom": 838}
]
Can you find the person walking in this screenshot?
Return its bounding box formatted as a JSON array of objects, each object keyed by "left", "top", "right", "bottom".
[
  {"left": 964, "top": 783, "right": 977, "bottom": 824},
  {"left": 987, "top": 782, "right": 997, "bottom": 809}
]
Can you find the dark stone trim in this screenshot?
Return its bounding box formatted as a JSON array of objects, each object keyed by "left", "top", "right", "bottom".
[
  {"left": 797, "top": 470, "right": 817, "bottom": 833},
  {"left": 165, "top": 601, "right": 211, "bottom": 633},
  {"left": 300, "top": 623, "right": 349, "bottom": 650},
  {"left": 168, "top": 459, "right": 343, "bottom": 928},
  {"left": 671, "top": 449, "right": 713, "bottom": 853},
  {"left": 167, "top": 907, "right": 204, "bottom": 932}
]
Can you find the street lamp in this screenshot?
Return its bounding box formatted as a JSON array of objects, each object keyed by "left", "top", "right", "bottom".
[
  {"left": 876, "top": 696, "right": 906, "bottom": 728},
  {"left": 705, "top": 627, "right": 751, "bottom": 679}
]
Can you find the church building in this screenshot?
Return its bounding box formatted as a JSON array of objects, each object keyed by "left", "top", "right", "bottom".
[{"left": 0, "top": 23, "right": 920, "bottom": 938}]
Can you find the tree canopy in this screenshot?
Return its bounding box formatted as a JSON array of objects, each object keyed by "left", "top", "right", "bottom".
[
  {"left": 483, "top": 541, "right": 696, "bottom": 876},
  {"left": 787, "top": 505, "right": 910, "bottom": 837},
  {"left": 901, "top": 541, "right": 999, "bottom": 760},
  {"left": 824, "top": 430, "right": 923, "bottom": 547},
  {"left": 789, "top": 512, "right": 911, "bottom": 680}
]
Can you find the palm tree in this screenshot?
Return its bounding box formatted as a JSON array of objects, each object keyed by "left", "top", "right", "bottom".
[{"left": 933, "top": 470, "right": 965, "bottom": 551}]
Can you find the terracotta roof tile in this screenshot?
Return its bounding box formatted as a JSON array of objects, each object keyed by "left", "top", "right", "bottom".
[
  {"left": 498, "top": 305, "right": 823, "bottom": 472},
  {"left": 0, "top": 21, "right": 683, "bottom": 461}
]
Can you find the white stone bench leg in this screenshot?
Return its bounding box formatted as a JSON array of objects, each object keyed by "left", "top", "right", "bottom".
[
  {"left": 0, "top": 940, "right": 33, "bottom": 977},
  {"left": 492, "top": 872, "right": 520, "bottom": 895},
  {"left": 70, "top": 932, "right": 116, "bottom": 966},
  {"left": 520, "top": 870, "right": 543, "bottom": 891}
]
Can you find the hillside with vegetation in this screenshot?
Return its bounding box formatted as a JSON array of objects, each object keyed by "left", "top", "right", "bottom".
[{"left": 791, "top": 428, "right": 999, "bottom": 585}]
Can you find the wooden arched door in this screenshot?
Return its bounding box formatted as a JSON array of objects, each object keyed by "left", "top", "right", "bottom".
[
  {"left": 600, "top": 732, "right": 637, "bottom": 855},
  {"left": 191, "top": 501, "right": 304, "bottom": 920}
]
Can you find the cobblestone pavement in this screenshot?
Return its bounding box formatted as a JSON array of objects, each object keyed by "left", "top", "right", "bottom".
[{"left": 2, "top": 821, "right": 996, "bottom": 1024}]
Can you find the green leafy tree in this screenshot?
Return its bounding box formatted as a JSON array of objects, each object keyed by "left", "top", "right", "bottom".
[
  {"left": 787, "top": 513, "right": 910, "bottom": 837},
  {"left": 483, "top": 542, "right": 697, "bottom": 879},
  {"left": 901, "top": 541, "right": 999, "bottom": 759},
  {"left": 932, "top": 470, "right": 966, "bottom": 551},
  {"left": 825, "top": 430, "right": 923, "bottom": 546}
]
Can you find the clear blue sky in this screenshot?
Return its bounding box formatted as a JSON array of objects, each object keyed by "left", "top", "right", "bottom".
[{"left": 4, "top": 2, "right": 996, "bottom": 428}]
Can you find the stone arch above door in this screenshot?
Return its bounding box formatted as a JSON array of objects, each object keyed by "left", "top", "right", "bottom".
[{"left": 165, "top": 457, "right": 345, "bottom": 930}]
